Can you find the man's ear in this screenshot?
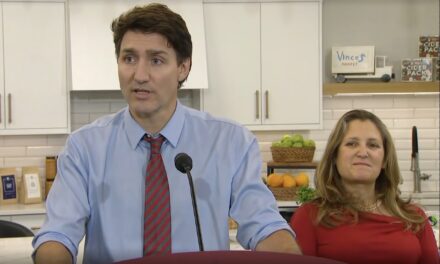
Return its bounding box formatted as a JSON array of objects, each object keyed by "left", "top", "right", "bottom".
[{"left": 178, "top": 58, "right": 191, "bottom": 82}]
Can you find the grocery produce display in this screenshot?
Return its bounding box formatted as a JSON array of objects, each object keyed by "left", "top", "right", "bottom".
[
  {"left": 266, "top": 172, "right": 312, "bottom": 201},
  {"left": 272, "top": 134, "right": 315, "bottom": 148},
  {"left": 270, "top": 134, "right": 316, "bottom": 163}
]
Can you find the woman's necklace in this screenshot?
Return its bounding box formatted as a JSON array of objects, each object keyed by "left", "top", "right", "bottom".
[{"left": 357, "top": 199, "right": 382, "bottom": 212}]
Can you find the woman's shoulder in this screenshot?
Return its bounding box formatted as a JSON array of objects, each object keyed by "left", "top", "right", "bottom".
[
  {"left": 295, "top": 202, "right": 319, "bottom": 217},
  {"left": 406, "top": 203, "right": 428, "bottom": 217}
]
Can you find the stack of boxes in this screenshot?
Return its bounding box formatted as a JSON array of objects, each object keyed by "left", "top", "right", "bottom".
[{"left": 401, "top": 36, "right": 439, "bottom": 82}]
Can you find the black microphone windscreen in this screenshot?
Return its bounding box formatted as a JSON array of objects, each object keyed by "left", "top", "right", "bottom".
[{"left": 175, "top": 152, "right": 193, "bottom": 173}]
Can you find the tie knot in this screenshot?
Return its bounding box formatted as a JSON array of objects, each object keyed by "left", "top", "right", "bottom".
[{"left": 145, "top": 135, "right": 165, "bottom": 154}]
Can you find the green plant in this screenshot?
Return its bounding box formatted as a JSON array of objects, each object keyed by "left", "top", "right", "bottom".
[{"left": 296, "top": 186, "right": 316, "bottom": 204}]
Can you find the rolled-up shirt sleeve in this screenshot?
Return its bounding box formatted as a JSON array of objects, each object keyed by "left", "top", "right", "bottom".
[
  {"left": 32, "top": 135, "right": 90, "bottom": 262},
  {"left": 229, "top": 135, "right": 294, "bottom": 250}
]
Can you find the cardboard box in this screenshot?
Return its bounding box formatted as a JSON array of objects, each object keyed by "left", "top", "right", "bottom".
[
  {"left": 0, "top": 168, "right": 18, "bottom": 205},
  {"left": 19, "top": 167, "right": 43, "bottom": 204},
  {"left": 419, "top": 36, "right": 439, "bottom": 58},
  {"left": 401, "top": 58, "right": 433, "bottom": 82}
]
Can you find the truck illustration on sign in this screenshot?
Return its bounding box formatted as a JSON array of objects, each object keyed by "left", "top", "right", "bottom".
[{"left": 332, "top": 46, "right": 394, "bottom": 83}]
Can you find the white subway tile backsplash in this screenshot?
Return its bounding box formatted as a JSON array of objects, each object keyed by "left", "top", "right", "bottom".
[
  {"left": 87, "top": 91, "right": 123, "bottom": 102},
  {"left": 353, "top": 96, "right": 394, "bottom": 109},
  {"left": 254, "top": 131, "right": 289, "bottom": 142},
  {"left": 4, "top": 157, "right": 45, "bottom": 168},
  {"left": 394, "top": 139, "right": 437, "bottom": 150},
  {"left": 394, "top": 95, "right": 438, "bottom": 108},
  {"left": 110, "top": 102, "right": 127, "bottom": 112},
  {"left": 259, "top": 142, "right": 272, "bottom": 152},
  {"left": 419, "top": 150, "right": 439, "bottom": 161},
  {"left": 2, "top": 136, "right": 47, "bottom": 147},
  {"left": 47, "top": 135, "right": 68, "bottom": 146},
  {"left": 0, "top": 147, "right": 26, "bottom": 157},
  {"left": 90, "top": 113, "right": 110, "bottom": 122},
  {"left": 71, "top": 102, "right": 110, "bottom": 113},
  {"left": 323, "top": 97, "right": 353, "bottom": 109},
  {"left": 26, "top": 146, "right": 64, "bottom": 157},
  {"left": 374, "top": 109, "right": 414, "bottom": 119},
  {"left": 71, "top": 113, "right": 90, "bottom": 124},
  {"left": 323, "top": 119, "right": 337, "bottom": 130},
  {"left": 394, "top": 118, "right": 437, "bottom": 128},
  {"left": 322, "top": 110, "right": 332, "bottom": 120},
  {"left": 414, "top": 108, "right": 439, "bottom": 118}
]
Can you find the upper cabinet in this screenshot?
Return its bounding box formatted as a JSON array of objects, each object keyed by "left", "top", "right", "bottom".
[
  {"left": 69, "top": 0, "right": 208, "bottom": 91},
  {"left": 202, "top": 0, "right": 322, "bottom": 131},
  {"left": 0, "top": 1, "right": 69, "bottom": 135}
]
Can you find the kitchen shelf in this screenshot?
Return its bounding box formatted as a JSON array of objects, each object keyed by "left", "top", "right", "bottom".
[
  {"left": 267, "top": 161, "right": 318, "bottom": 176},
  {"left": 323, "top": 81, "right": 439, "bottom": 96}
]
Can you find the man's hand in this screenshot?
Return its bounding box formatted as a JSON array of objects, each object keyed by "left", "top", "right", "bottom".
[
  {"left": 35, "top": 241, "right": 72, "bottom": 264},
  {"left": 255, "top": 229, "right": 302, "bottom": 254}
]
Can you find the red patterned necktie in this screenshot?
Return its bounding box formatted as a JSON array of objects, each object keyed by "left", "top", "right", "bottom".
[{"left": 143, "top": 135, "right": 171, "bottom": 256}]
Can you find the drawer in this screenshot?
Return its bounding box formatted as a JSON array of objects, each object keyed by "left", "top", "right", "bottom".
[{"left": 11, "top": 214, "right": 46, "bottom": 233}]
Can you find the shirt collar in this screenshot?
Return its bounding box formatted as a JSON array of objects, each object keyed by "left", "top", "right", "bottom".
[{"left": 123, "top": 101, "right": 185, "bottom": 149}]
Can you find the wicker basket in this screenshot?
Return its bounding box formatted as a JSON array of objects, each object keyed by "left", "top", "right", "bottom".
[
  {"left": 269, "top": 186, "right": 297, "bottom": 201},
  {"left": 270, "top": 146, "right": 315, "bottom": 162}
]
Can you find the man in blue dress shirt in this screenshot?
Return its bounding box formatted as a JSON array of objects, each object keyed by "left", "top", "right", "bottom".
[{"left": 33, "top": 3, "right": 301, "bottom": 263}]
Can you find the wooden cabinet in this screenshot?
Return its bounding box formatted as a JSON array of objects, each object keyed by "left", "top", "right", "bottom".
[
  {"left": 0, "top": 1, "right": 69, "bottom": 135},
  {"left": 202, "top": 1, "right": 322, "bottom": 131},
  {"left": 69, "top": 0, "right": 208, "bottom": 90}
]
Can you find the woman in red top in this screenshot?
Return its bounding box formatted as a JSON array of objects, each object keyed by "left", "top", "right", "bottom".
[{"left": 290, "top": 109, "right": 439, "bottom": 264}]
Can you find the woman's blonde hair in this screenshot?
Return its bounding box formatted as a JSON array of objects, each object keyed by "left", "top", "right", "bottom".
[{"left": 313, "top": 109, "right": 425, "bottom": 232}]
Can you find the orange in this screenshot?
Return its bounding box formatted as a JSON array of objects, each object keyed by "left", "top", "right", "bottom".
[
  {"left": 294, "top": 172, "right": 309, "bottom": 187},
  {"left": 267, "top": 173, "right": 284, "bottom": 187},
  {"left": 282, "top": 174, "right": 296, "bottom": 188}
]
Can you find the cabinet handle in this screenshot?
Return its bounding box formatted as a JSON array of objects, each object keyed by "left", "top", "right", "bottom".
[
  {"left": 255, "top": 90, "right": 260, "bottom": 119},
  {"left": 8, "top": 93, "right": 11, "bottom": 123},
  {"left": 265, "top": 90, "right": 269, "bottom": 119},
  {"left": 0, "top": 94, "right": 2, "bottom": 123}
]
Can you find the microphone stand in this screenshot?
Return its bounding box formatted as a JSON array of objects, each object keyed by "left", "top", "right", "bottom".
[{"left": 184, "top": 168, "right": 204, "bottom": 251}]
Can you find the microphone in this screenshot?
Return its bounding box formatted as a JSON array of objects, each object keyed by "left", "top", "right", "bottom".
[{"left": 174, "top": 153, "right": 204, "bottom": 251}]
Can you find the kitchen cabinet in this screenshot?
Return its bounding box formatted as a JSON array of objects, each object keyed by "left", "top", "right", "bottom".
[
  {"left": 69, "top": 0, "right": 208, "bottom": 90},
  {"left": 0, "top": 203, "right": 46, "bottom": 234},
  {"left": 202, "top": 1, "right": 322, "bottom": 131},
  {"left": 0, "top": 1, "right": 69, "bottom": 135}
]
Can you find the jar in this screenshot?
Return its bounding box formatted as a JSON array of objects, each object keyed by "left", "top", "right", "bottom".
[{"left": 45, "top": 156, "right": 57, "bottom": 180}]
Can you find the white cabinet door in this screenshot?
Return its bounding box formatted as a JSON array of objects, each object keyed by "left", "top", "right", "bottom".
[
  {"left": 202, "top": 3, "right": 261, "bottom": 126},
  {"left": 202, "top": 1, "right": 322, "bottom": 131},
  {"left": 1, "top": 2, "right": 69, "bottom": 134},
  {"left": 0, "top": 7, "right": 4, "bottom": 128},
  {"left": 69, "top": 0, "right": 208, "bottom": 90},
  {"left": 261, "top": 2, "right": 321, "bottom": 127}
]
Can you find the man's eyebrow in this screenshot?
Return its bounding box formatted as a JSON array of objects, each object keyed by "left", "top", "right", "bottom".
[
  {"left": 120, "top": 47, "right": 136, "bottom": 54},
  {"left": 146, "top": 49, "right": 168, "bottom": 56}
]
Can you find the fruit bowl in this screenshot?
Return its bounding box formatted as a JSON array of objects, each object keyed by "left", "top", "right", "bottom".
[{"left": 270, "top": 146, "right": 315, "bottom": 162}]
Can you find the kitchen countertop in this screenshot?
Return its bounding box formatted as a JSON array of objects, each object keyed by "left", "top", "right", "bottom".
[{"left": 0, "top": 203, "right": 46, "bottom": 216}]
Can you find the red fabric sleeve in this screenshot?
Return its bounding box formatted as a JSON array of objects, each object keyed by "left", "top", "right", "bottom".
[{"left": 289, "top": 203, "right": 318, "bottom": 256}]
